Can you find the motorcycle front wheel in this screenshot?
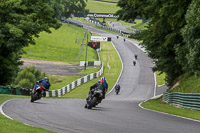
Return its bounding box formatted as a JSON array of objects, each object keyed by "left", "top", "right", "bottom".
[
  {"left": 31, "top": 92, "right": 39, "bottom": 102},
  {"left": 88, "top": 97, "right": 98, "bottom": 109}
]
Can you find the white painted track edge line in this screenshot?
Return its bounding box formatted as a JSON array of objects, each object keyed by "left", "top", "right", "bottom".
[
  {"left": 0, "top": 98, "right": 32, "bottom": 126},
  {"left": 0, "top": 99, "right": 14, "bottom": 120},
  {"left": 154, "top": 72, "right": 157, "bottom": 97}
]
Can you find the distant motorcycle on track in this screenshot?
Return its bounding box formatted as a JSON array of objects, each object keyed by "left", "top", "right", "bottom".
[{"left": 115, "top": 84, "right": 120, "bottom": 95}]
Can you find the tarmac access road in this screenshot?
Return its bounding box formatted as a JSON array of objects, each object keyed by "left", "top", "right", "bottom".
[{"left": 2, "top": 19, "right": 200, "bottom": 133}]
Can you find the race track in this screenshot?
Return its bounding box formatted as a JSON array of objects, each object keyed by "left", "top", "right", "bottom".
[{"left": 2, "top": 20, "right": 200, "bottom": 133}]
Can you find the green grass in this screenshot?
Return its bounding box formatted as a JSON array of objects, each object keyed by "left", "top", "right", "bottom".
[
  {"left": 86, "top": 0, "right": 119, "bottom": 13},
  {"left": 78, "top": 67, "right": 100, "bottom": 74},
  {"left": 61, "top": 41, "right": 122, "bottom": 99},
  {"left": 0, "top": 94, "right": 55, "bottom": 133},
  {"left": 23, "top": 24, "right": 97, "bottom": 63},
  {"left": 169, "top": 74, "right": 200, "bottom": 93},
  {"left": 142, "top": 98, "right": 200, "bottom": 120},
  {"left": 156, "top": 71, "right": 166, "bottom": 85},
  {"left": 131, "top": 21, "right": 149, "bottom": 30},
  {"left": 48, "top": 74, "right": 81, "bottom": 90}
]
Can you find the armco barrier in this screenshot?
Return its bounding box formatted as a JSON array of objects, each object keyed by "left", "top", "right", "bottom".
[
  {"left": 163, "top": 92, "right": 200, "bottom": 111},
  {"left": 46, "top": 63, "right": 103, "bottom": 97}
]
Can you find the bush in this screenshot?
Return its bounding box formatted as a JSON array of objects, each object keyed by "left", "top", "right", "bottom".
[
  {"left": 15, "top": 66, "right": 43, "bottom": 88},
  {"left": 18, "top": 78, "right": 33, "bottom": 88}
]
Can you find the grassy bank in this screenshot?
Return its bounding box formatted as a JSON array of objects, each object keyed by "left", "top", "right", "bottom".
[
  {"left": 0, "top": 94, "right": 55, "bottom": 133},
  {"left": 142, "top": 73, "right": 200, "bottom": 120},
  {"left": 168, "top": 74, "right": 200, "bottom": 93},
  {"left": 142, "top": 98, "right": 200, "bottom": 120},
  {"left": 156, "top": 71, "right": 166, "bottom": 85},
  {"left": 23, "top": 24, "right": 97, "bottom": 63},
  {"left": 86, "top": 0, "right": 119, "bottom": 13}
]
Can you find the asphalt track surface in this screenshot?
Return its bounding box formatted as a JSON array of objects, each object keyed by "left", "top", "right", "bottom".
[{"left": 2, "top": 20, "right": 200, "bottom": 133}]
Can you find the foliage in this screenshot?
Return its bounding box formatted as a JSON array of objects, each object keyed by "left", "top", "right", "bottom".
[
  {"left": 15, "top": 66, "right": 43, "bottom": 88},
  {"left": 116, "top": 0, "right": 195, "bottom": 86},
  {"left": 176, "top": 0, "right": 200, "bottom": 75},
  {"left": 62, "top": 0, "right": 89, "bottom": 18},
  {"left": 0, "top": 0, "right": 61, "bottom": 85},
  {"left": 47, "top": 0, "right": 88, "bottom": 19}
]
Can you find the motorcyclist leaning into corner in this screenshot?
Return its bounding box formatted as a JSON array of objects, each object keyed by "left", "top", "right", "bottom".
[
  {"left": 87, "top": 77, "right": 108, "bottom": 102},
  {"left": 33, "top": 77, "right": 50, "bottom": 97}
]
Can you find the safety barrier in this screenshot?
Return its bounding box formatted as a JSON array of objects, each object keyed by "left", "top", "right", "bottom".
[
  {"left": 0, "top": 86, "right": 30, "bottom": 96},
  {"left": 64, "top": 19, "right": 83, "bottom": 27},
  {"left": 46, "top": 63, "right": 103, "bottom": 97},
  {"left": 163, "top": 92, "right": 200, "bottom": 111},
  {"left": 95, "top": 23, "right": 130, "bottom": 38}
]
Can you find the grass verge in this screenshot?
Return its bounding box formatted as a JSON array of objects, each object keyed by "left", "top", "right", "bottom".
[
  {"left": 86, "top": 0, "right": 119, "bottom": 13},
  {"left": 169, "top": 74, "right": 200, "bottom": 93},
  {"left": 0, "top": 94, "right": 55, "bottom": 133},
  {"left": 156, "top": 71, "right": 166, "bottom": 85},
  {"left": 141, "top": 98, "right": 200, "bottom": 120}
]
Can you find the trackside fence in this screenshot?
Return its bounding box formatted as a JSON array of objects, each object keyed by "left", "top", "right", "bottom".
[
  {"left": 46, "top": 63, "right": 103, "bottom": 97},
  {"left": 163, "top": 92, "right": 200, "bottom": 111}
]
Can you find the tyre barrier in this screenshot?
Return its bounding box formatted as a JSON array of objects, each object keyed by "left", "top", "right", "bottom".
[
  {"left": 46, "top": 63, "right": 104, "bottom": 97},
  {"left": 0, "top": 86, "right": 30, "bottom": 96},
  {"left": 163, "top": 92, "right": 200, "bottom": 111}
]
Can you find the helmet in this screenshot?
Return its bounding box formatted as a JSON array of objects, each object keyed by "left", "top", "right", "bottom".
[
  {"left": 101, "top": 77, "right": 106, "bottom": 81},
  {"left": 44, "top": 77, "right": 49, "bottom": 82}
]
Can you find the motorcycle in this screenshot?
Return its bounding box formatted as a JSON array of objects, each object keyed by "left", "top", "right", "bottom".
[
  {"left": 85, "top": 87, "right": 104, "bottom": 109},
  {"left": 115, "top": 86, "right": 120, "bottom": 95},
  {"left": 30, "top": 85, "right": 45, "bottom": 102}
]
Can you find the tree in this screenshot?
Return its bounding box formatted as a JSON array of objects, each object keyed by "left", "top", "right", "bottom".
[
  {"left": 176, "top": 0, "right": 200, "bottom": 75},
  {"left": 47, "top": 0, "right": 64, "bottom": 19},
  {"left": 0, "top": 0, "right": 61, "bottom": 85},
  {"left": 116, "top": 0, "right": 192, "bottom": 85},
  {"left": 62, "top": 0, "right": 88, "bottom": 18}
]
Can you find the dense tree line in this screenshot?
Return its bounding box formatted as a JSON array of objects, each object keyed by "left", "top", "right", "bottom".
[
  {"left": 116, "top": 0, "right": 200, "bottom": 86},
  {"left": 0, "top": 0, "right": 88, "bottom": 85}
]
